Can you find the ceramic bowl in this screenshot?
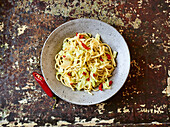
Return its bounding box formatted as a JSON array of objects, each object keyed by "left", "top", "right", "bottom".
[{"left": 41, "top": 18, "right": 130, "bottom": 105}]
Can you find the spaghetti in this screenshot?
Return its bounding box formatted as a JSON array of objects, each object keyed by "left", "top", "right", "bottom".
[{"left": 55, "top": 33, "right": 117, "bottom": 94}]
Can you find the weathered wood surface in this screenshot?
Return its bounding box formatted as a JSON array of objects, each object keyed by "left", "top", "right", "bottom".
[{"left": 0, "top": 0, "right": 169, "bottom": 126}]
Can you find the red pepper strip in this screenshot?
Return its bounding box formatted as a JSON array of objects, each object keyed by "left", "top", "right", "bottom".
[
  {"left": 82, "top": 72, "right": 86, "bottom": 75},
  {"left": 63, "top": 55, "right": 66, "bottom": 58},
  {"left": 76, "top": 32, "right": 78, "bottom": 36},
  {"left": 68, "top": 73, "right": 71, "bottom": 76},
  {"left": 106, "top": 54, "right": 111, "bottom": 60},
  {"left": 32, "top": 72, "right": 54, "bottom": 97},
  {"left": 109, "top": 81, "right": 113, "bottom": 86},
  {"left": 93, "top": 74, "right": 96, "bottom": 77},
  {"left": 81, "top": 42, "right": 90, "bottom": 50},
  {"left": 100, "top": 57, "right": 104, "bottom": 62},
  {"left": 79, "top": 35, "right": 84, "bottom": 39},
  {"left": 99, "top": 83, "right": 103, "bottom": 91},
  {"left": 70, "top": 83, "right": 74, "bottom": 85},
  {"left": 86, "top": 78, "right": 90, "bottom": 81}
]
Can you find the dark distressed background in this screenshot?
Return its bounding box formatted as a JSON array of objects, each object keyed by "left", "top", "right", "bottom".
[{"left": 0, "top": 0, "right": 169, "bottom": 126}]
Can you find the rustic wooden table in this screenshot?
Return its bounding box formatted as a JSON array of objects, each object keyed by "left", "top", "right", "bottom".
[{"left": 0, "top": 0, "right": 169, "bottom": 126}]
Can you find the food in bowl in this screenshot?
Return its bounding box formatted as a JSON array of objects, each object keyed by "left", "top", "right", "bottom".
[{"left": 55, "top": 33, "right": 117, "bottom": 94}]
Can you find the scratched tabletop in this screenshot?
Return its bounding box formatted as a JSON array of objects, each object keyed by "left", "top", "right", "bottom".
[{"left": 0, "top": 0, "right": 169, "bottom": 126}]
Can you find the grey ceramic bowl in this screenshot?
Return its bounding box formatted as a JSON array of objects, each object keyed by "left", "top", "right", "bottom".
[{"left": 41, "top": 18, "right": 130, "bottom": 105}]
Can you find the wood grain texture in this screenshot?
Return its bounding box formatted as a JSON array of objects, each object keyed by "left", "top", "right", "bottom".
[{"left": 0, "top": 0, "right": 169, "bottom": 126}]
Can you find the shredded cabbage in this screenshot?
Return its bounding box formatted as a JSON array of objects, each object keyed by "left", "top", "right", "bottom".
[{"left": 55, "top": 33, "right": 117, "bottom": 94}]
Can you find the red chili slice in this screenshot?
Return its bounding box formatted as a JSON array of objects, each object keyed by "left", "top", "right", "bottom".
[
  {"left": 76, "top": 32, "right": 78, "bottom": 36},
  {"left": 99, "top": 83, "right": 103, "bottom": 91},
  {"left": 93, "top": 74, "right": 96, "bottom": 77},
  {"left": 79, "top": 35, "right": 84, "bottom": 39},
  {"left": 81, "top": 42, "right": 90, "bottom": 50},
  {"left": 106, "top": 54, "right": 111, "bottom": 60},
  {"left": 82, "top": 72, "right": 86, "bottom": 75},
  {"left": 68, "top": 73, "right": 71, "bottom": 76},
  {"left": 100, "top": 57, "right": 104, "bottom": 62},
  {"left": 86, "top": 78, "right": 90, "bottom": 81},
  {"left": 63, "top": 55, "right": 66, "bottom": 58},
  {"left": 70, "top": 83, "right": 73, "bottom": 85},
  {"left": 109, "top": 81, "right": 113, "bottom": 86}
]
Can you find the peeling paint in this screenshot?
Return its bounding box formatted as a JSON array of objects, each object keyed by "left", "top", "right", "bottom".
[
  {"left": 131, "top": 60, "right": 144, "bottom": 77},
  {"left": 117, "top": 107, "right": 130, "bottom": 113},
  {"left": 12, "top": 45, "right": 15, "bottom": 49},
  {"left": 151, "top": 121, "right": 162, "bottom": 125},
  {"left": 4, "top": 43, "right": 9, "bottom": 49},
  {"left": 117, "top": 108, "right": 121, "bottom": 113},
  {"left": 57, "top": 121, "right": 71, "bottom": 126},
  {"left": 74, "top": 117, "right": 114, "bottom": 126},
  {"left": 0, "top": 109, "right": 10, "bottom": 119},
  {"left": 22, "top": 85, "right": 35, "bottom": 90},
  {"left": 0, "top": 43, "right": 9, "bottom": 50},
  {"left": 26, "top": 82, "right": 34, "bottom": 86},
  {"left": 108, "top": 111, "right": 113, "bottom": 113},
  {"left": 162, "top": 70, "right": 170, "bottom": 96},
  {"left": 27, "top": 56, "right": 39, "bottom": 65},
  {"left": 162, "top": 43, "right": 170, "bottom": 52},
  {"left": 163, "top": 77, "right": 170, "bottom": 96},
  {"left": 22, "top": 82, "right": 35, "bottom": 90},
  {"left": 114, "top": 17, "right": 125, "bottom": 27},
  {"left": 138, "top": 0, "right": 143, "bottom": 8},
  {"left": 123, "top": 107, "right": 130, "bottom": 113},
  {"left": 0, "top": 119, "right": 9, "bottom": 126},
  {"left": 44, "top": 0, "right": 141, "bottom": 28},
  {"left": 5, "top": 121, "right": 37, "bottom": 127},
  {"left": 0, "top": 109, "right": 10, "bottom": 126},
  {"left": 96, "top": 103, "right": 106, "bottom": 114},
  {"left": 51, "top": 116, "right": 55, "bottom": 119},
  {"left": 45, "top": 123, "right": 53, "bottom": 126},
  {"left": 149, "top": 64, "right": 162, "bottom": 69},
  {"left": 18, "top": 98, "right": 28, "bottom": 104},
  {"left": 0, "top": 22, "right": 4, "bottom": 32},
  {"left": 125, "top": 13, "right": 132, "bottom": 19},
  {"left": 129, "top": 18, "right": 142, "bottom": 29},
  {"left": 137, "top": 105, "right": 167, "bottom": 114},
  {"left": 140, "top": 104, "right": 146, "bottom": 107},
  {"left": 17, "top": 25, "right": 28, "bottom": 36},
  {"left": 14, "top": 61, "right": 19, "bottom": 69},
  {"left": 15, "top": 86, "right": 20, "bottom": 90}
]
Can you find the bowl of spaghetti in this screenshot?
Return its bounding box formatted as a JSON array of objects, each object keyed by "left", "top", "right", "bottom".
[{"left": 41, "top": 19, "right": 130, "bottom": 105}]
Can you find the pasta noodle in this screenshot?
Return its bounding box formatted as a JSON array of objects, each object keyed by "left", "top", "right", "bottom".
[{"left": 55, "top": 33, "right": 117, "bottom": 94}]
